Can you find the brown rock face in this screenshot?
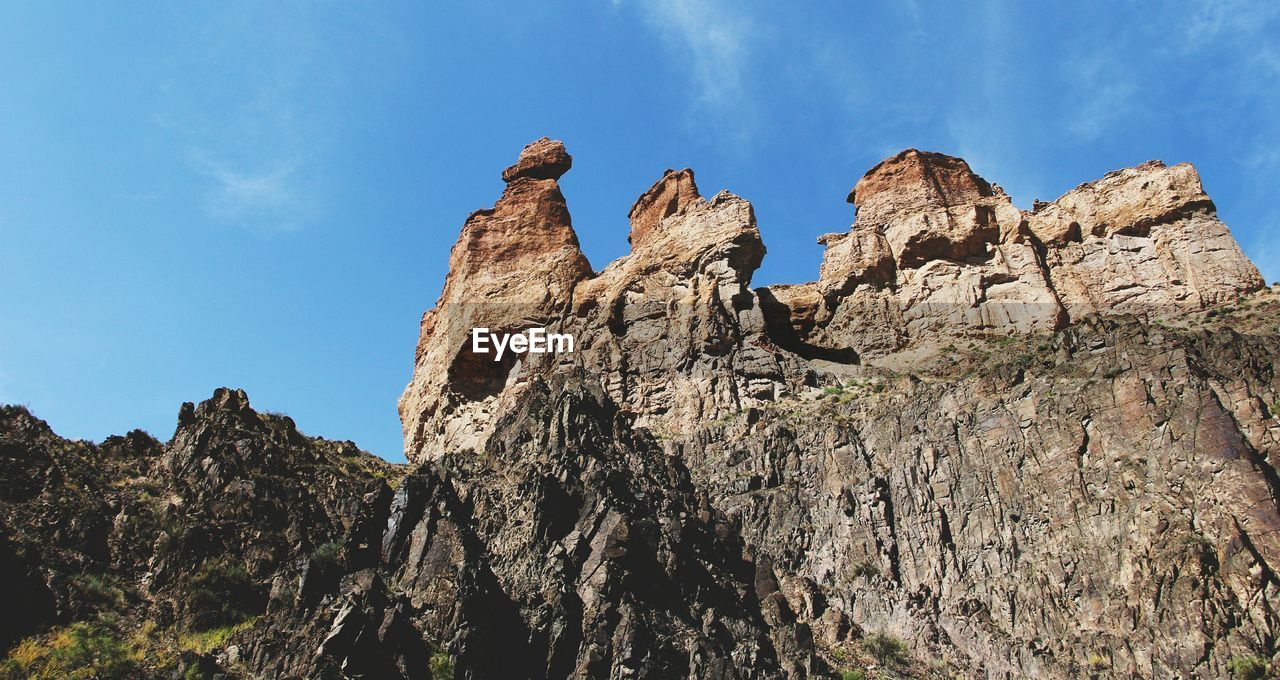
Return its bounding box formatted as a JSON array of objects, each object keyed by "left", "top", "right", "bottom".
[
  {"left": 398, "top": 138, "right": 591, "bottom": 461},
  {"left": 795, "top": 150, "right": 1265, "bottom": 361},
  {"left": 627, "top": 168, "right": 700, "bottom": 248},
  {"left": 391, "top": 140, "right": 1274, "bottom": 678},
  {"left": 851, "top": 151, "right": 1003, "bottom": 268},
  {"left": 1028, "top": 160, "right": 1264, "bottom": 315},
  {"left": 404, "top": 142, "right": 1266, "bottom": 464},
  {"left": 401, "top": 142, "right": 775, "bottom": 462},
  {"left": 849, "top": 149, "right": 994, "bottom": 218},
  {"left": 500, "top": 136, "right": 573, "bottom": 182}
]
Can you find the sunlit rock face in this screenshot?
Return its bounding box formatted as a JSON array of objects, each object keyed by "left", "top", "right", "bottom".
[
  {"left": 386, "top": 139, "right": 1274, "bottom": 679},
  {"left": 0, "top": 139, "right": 1272, "bottom": 679},
  {"left": 769, "top": 149, "right": 1264, "bottom": 363},
  {"left": 1027, "top": 160, "right": 1265, "bottom": 315},
  {"left": 402, "top": 139, "right": 1264, "bottom": 464},
  {"left": 398, "top": 138, "right": 592, "bottom": 461}
]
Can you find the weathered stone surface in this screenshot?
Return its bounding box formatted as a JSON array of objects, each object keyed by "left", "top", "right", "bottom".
[
  {"left": 627, "top": 167, "right": 700, "bottom": 248},
  {"left": 5, "top": 139, "right": 1275, "bottom": 680},
  {"left": 384, "top": 140, "right": 1274, "bottom": 677},
  {"left": 849, "top": 149, "right": 994, "bottom": 222},
  {"left": 399, "top": 138, "right": 592, "bottom": 461},
  {"left": 500, "top": 136, "right": 573, "bottom": 182},
  {"left": 789, "top": 151, "right": 1264, "bottom": 361},
  {"left": 1029, "top": 161, "right": 1265, "bottom": 316},
  {"left": 815, "top": 227, "right": 895, "bottom": 296}
]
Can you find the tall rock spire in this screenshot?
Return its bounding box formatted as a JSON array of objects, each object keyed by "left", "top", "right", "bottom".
[{"left": 398, "top": 138, "right": 592, "bottom": 462}]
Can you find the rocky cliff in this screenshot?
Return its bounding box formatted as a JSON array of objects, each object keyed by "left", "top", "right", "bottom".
[
  {"left": 400, "top": 141, "right": 1264, "bottom": 463},
  {"left": 2, "top": 140, "right": 1277, "bottom": 679}
]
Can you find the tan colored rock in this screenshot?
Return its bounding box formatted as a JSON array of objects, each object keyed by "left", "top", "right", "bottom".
[
  {"left": 1029, "top": 160, "right": 1209, "bottom": 241},
  {"left": 627, "top": 168, "right": 700, "bottom": 248},
  {"left": 846, "top": 150, "right": 1021, "bottom": 269},
  {"left": 850, "top": 149, "right": 993, "bottom": 221},
  {"left": 796, "top": 150, "right": 1064, "bottom": 356},
  {"left": 568, "top": 173, "right": 776, "bottom": 433},
  {"left": 399, "top": 138, "right": 592, "bottom": 461},
  {"left": 388, "top": 139, "right": 1276, "bottom": 678},
  {"left": 815, "top": 227, "right": 895, "bottom": 296},
  {"left": 500, "top": 136, "right": 573, "bottom": 182},
  {"left": 402, "top": 142, "right": 1265, "bottom": 464},
  {"left": 791, "top": 151, "right": 1261, "bottom": 358},
  {"left": 1030, "top": 161, "right": 1264, "bottom": 316}
]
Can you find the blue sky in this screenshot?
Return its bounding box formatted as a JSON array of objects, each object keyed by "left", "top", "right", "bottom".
[{"left": 2, "top": 1, "right": 1277, "bottom": 462}]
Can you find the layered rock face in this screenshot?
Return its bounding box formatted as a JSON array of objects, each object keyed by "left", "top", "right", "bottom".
[
  {"left": 401, "top": 151, "right": 781, "bottom": 462},
  {"left": 3, "top": 140, "right": 1275, "bottom": 679},
  {"left": 792, "top": 150, "right": 1264, "bottom": 361},
  {"left": 399, "top": 138, "right": 592, "bottom": 458},
  {"left": 1027, "top": 160, "right": 1264, "bottom": 315},
  {"left": 385, "top": 139, "right": 1276, "bottom": 678},
  {"left": 402, "top": 143, "right": 1264, "bottom": 462}
]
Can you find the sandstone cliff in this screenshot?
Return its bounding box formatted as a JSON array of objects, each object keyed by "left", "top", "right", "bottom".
[
  {"left": 400, "top": 142, "right": 1264, "bottom": 464},
  {"left": 384, "top": 140, "right": 1275, "bottom": 678},
  {"left": 2, "top": 140, "right": 1276, "bottom": 680}
]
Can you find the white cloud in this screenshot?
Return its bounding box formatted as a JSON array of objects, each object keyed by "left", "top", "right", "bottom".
[
  {"left": 150, "top": 4, "right": 362, "bottom": 234},
  {"left": 1062, "top": 54, "right": 1138, "bottom": 141},
  {"left": 1182, "top": 1, "right": 1280, "bottom": 50},
  {"left": 188, "top": 151, "right": 309, "bottom": 232},
  {"left": 618, "top": 0, "right": 757, "bottom": 138}
]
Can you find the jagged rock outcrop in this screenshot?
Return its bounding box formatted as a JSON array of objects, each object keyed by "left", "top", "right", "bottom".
[
  {"left": 401, "top": 155, "right": 785, "bottom": 462},
  {"left": 4, "top": 139, "right": 1275, "bottom": 680},
  {"left": 1027, "top": 160, "right": 1264, "bottom": 316},
  {"left": 399, "top": 137, "right": 593, "bottom": 460},
  {"left": 386, "top": 139, "right": 1275, "bottom": 678},
  {"left": 0, "top": 389, "right": 404, "bottom": 678},
  {"left": 2, "top": 383, "right": 835, "bottom": 679},
  {"left": 804, "top": 150, "right": 1065, "bottom": 357},
  {"left": 774, "top": 150, "right": 1265, "bottom": 364},
  {"left": 402, "top": 142, "right": 1264, "bottom": 465},
  {"left": 680, "top": 316, "right": 1280, "bottom": 678}
]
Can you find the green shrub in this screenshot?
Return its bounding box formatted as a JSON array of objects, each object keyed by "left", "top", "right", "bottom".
[
  {"left": 1227, "top": 655, "right": 1270, "bottom": 680},
  {"left": 71, "top": 572, "right": 127, "bottom": 611},
  {"left": 850, "top": 560, "right": 879, "bottom": 579},
  {"left": 841, "top": 671, "right": 866, "bottom": 680},
  {"left": 178, "top": 617, "right": 259, "bottom": 655},
  {"left": 186, "top": 558, "right": 261, "bottom": 630},
  {"left": 863, "top": 631, "right": 910, "bottom": 667},
  {"left": 310, "top": 541, "right": 342, "bottom": 571},
  {"left": 430, "top": 651, "right": 454, "bottom": 678},
  {"left": 1, "top": 621, "right": 134, "bottom": 679}
]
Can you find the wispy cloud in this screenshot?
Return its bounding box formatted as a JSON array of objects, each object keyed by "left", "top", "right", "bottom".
[
  {"left": 151, "top": 3, "right": 357, "bottom": 233},
  {"left": 615, "top": 0, "right": 757, "bottom": 139},
  {"left": 1182, "top": 0, "right": 1280, "bottom": 51},
  {"left": 1062, "top": 54, "right": 1138, "bottom": 140},
  {"left": 188, "top": 151, "right": 310, "bottom": 232}
]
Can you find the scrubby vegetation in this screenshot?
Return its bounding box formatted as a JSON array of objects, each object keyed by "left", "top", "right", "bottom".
[
  {"left": 863, "top": 631, "right": 910, "bottom": 668},
  {"left": 186, "top": 558, "right": 262, "bottom": 630},
  {"left": 1227, "top": 654, "right": 1271, "bottom": 680},
  {"left": 0, "top": 621, "right": 134, "bottom": 679}
]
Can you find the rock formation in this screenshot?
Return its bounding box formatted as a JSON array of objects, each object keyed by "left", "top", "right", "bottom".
[
  {"left": 385, "top": 139, "right": 1274, "bottom": 678},
  {"left": 399, "top": 137, "right": 593, "bottom": 458},
  {"left": 401, "top": 142, "right": 1264, "bottom": 463},
  {"left": 2, "top": 139, "right": 1276, "bottom": 679}
]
